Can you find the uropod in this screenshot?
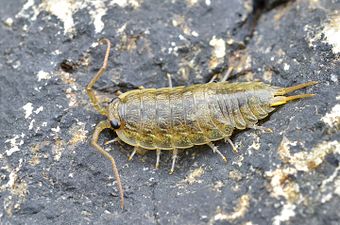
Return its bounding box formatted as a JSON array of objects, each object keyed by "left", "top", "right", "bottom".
[{"left": 86, "top": 38, "right": 317, "bottom": 208}]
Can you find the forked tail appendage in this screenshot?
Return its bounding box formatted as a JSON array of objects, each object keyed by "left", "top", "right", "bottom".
[{"left": 271, "top": 81, "right": 318, "bottom": 106}]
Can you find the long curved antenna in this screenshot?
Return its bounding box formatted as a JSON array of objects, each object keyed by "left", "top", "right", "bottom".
[
  {"left": 86, "top": 38, "right": 112, "bottom": 115},
  {"left": 91, "top": 120, "right": 124, "bottom": 209}
]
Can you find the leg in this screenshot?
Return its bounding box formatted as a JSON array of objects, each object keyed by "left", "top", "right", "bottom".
[
  {"left": 220, "top": 67, "right": 233, "bottom": 82},
  {"left": 91, "top": 120, "right": 124, "bottom": 209},
  {"left": 155, "top": 149, "right": 161, "bottom": 169},
  {"left": 207, "top": 142, "right": 227, "bottom": 162},
  {"left": 86, "top": 38, "right": 111, "bottom": 115},
  {"left": 128, "top": 146, "right": 138, "bottom": 160},
  {"left": 208, "top": 74, "right": 218, "bottom": 83},
  {"left": 104, "top": 137, "right": 120, "bottom": 145},
  {"left": 169, "top": 148, "right": 178, "bottom": 174},
  {"left": 128, "top": 146, "right": 147, "bottom": 160},
  {"left": 209, "top": 66, "right": 233, "bottom": 83},
  {"left": 250, "top": 124, "right": 273, "bottom": 133},
  {"left": 225, "top": 138, "right": 238, "bottom": 153},
  {"left": 167, "top": 74, "right": 173, "bottom": 88}
]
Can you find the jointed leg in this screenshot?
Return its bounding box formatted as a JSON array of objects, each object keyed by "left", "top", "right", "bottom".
[
  {"left": 207, "top": 142, "right": 227, "bottom": 162},
  {"left": 225, "top": 138, "right": 238, "bottom": 153},
  {"left": 128, "top": 147, "right": 138, "bottom": 160},
  {"left": 220, "top": 67, "right": 233, "bottom": 82},
  {"left": 169, "top": 148, "right": 178, "bottom": 174},
  {"left": 104, "top": 137, "right": 120, "bottom": 145},
  {"left": 86, "top": 38, "right": 111, "bottom": 115},
  {"left": 250, "top": 124, "right": 273, "bottom": 133},
  {"left": 128, "top": 146, "right": 147, "bottom": 160},
  {"left": 208, "top": 74, "right": 218, "bottom": 83},
  {"left": 167, "top": 74, "right": 173, "bottom": 88},
  {"left": 208, "top": 66, "right": 233, "bottom": 83},
  {"left": 91, "top": 120, "right": 124, "bottom": 209},
  {"left": 155, "top": 149, "right": 161, "bottom": 169}
]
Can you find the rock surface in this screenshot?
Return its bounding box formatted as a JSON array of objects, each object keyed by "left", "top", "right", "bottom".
[{"left": 0, "top": 0, "right": 339, "bottom": 224}]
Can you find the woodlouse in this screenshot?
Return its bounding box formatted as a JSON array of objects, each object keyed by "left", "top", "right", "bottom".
[{"left": 86, "top": 38, "right": 317, "bottom": 208}]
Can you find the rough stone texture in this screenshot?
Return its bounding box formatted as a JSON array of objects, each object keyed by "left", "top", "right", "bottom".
[{"left": 0, "top": 0, "right": 339, "bottom": 225}]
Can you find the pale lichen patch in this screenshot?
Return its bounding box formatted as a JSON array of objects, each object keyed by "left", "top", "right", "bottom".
[
  {"left": 229, "top": 170, "right": 243, "bottom": 182},
  {"left": 51, "top": 121, "right": 86, "bottom": 162},
  {"left": 34, "top": 106, "right": 44, "bottom": 114},
  {"left": 283, "top": 63, "right": 290, "bottom": 71},
  {"left": 248, "top": 134, "right": 261, "bottom": 152},
  {"left": 178, "top": 167, "right": 204, "bottom": 187},
  {"left": 305, "top": 13, "right": 340, "bottom": 54},
  {"left": 4, "top": 17, "right": 14, "bottom": 27},
  {"left": 191, "top": 31, "right": 199, "bottom": 37},
  {"left": 321, "top": 104, "right": 340, "bottom": 130},
  {"left": 278, "top": 137, "right": 339, "bottom": 172},
  {"left": 65, "top": 88, "right": 78, "bottom": 107},
  {"left": 57, "top": 70, "right": 80, "bottom": 107},
  {"left": 29, "top": 141, "right": 50, "bottom": 166},
  {"left": 5, "top": 134, "right": 25, "bottom": 156},
  {"left": 51, "top": 126, "right": 61, "bottom": 134},
  {"left": 335, "top": 178, "right": 340, "bottom": 197},
  {"left": 68, "top": 122, "right": 88, "bottom": 146},
  {"left": 268, "top": 138, "right": 340, "bottom": 224},
  {"left": 16, "top": 0, "right": 141, "bottom": 37},
  {"left": 212, "top": 180, "right": 224, "bottom": 192},
  {"left": 232, "top": 155, "right": 244, "bottom": 168},
  {"left": 41, "top": 0, "right": 76, "bottom": 35},
  {"left": 0, "top": 159, "right": 28, "bottom": 217},
  {"left": 28, "top": 119, "right": 35, "bottom": 130},
  {"left": 265, "top": 167, "right": 300, "bottom": 203},
  {"left": 53, "top": 138, "right": 65, "bottom": 161},
  {"left": 110, "top": 0, "right": 142, "bottom": 8},
  {"left": 209, "top": 195, "right": 250, "bottom": 223},
  {"left": 272, "top": 203, "right": 296, "bottom": 225},
  {"left": 23, "top": 102, "right": 33, "bottom": 119},
  {"left": 320, "top": 166, "right": 340, "bottom": 201},
  {"left": 263, "top": 69, "right": 273, "bottom": 82},
  {"left": 58, "top": 70, "right": 77, "bottom": 87},
  {"left": 37, "top": 70, "right": 51, "bottom": 81},
  {"left": 186, "top": 0, "right": 198, "bottom": 6},
  {"left": 88, "top": 1, "right": 107, "bottom": 33},
  {"left": 16, "top": 0, "right": 39, "bottom": 20},
  {"left": 172, "top": 15, "right": 192, "bottom": 36},
  {"left": 209, "top": 36, "right": 226, "bottom": 70},
  {"left": 322, "top": 14, "right": 340, "bottom": 54}
]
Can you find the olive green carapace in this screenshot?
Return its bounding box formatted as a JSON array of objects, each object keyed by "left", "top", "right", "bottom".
[{"left": 86, "top": 38, "right": 317, "bottom": 209}]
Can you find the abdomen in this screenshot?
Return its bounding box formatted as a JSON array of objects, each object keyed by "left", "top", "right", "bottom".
[{"left": 115, "top": 82, "right": 275, "bottom": 150}]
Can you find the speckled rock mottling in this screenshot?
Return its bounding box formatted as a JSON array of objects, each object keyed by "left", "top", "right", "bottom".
[{"left": 0, "top": 0, "right": 339, "bottom": 225}]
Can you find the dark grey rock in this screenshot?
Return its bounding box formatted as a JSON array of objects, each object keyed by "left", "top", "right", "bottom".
[{"left": 0, "top": 0, "right": 339, "bottom": 225}]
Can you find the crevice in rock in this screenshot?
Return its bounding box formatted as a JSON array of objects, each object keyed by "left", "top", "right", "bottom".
[
  {"left": 233, "top": 0, "right": 294, "bottom": 47},
  {"left": 220, "top": 0, "right": 294, "bottom": 81}
]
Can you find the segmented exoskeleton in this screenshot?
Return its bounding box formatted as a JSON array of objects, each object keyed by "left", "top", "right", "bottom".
[{"left": 86, "top": 39, "right": 317, "bottom": 208}]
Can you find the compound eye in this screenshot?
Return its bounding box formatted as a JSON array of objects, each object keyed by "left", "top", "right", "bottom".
[{"left": 110, "top": 119, "right": 121, "bottom": 129}]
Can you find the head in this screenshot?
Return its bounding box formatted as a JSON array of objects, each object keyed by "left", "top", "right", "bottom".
[{"left": 107, "top": 98, "right": 124, "bottom": 130}]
